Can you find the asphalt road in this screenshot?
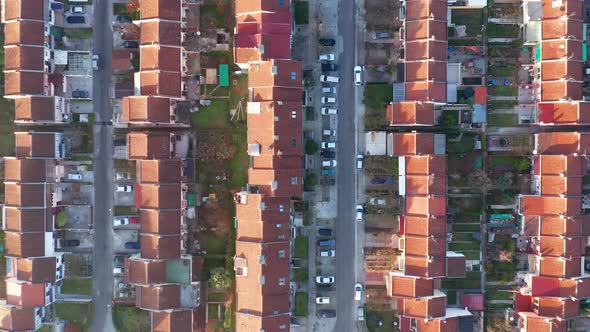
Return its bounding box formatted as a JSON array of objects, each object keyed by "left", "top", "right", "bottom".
[
  {"left": 335, "top": 0, "right": 359, "bottom": 329},
  {"left": 90, "top": 0, "right": 116, "bottom": 331}
]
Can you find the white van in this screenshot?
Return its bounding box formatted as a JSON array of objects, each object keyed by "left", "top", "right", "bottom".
[
  {"left": 323, "top": 129, "right": 336, "bottom": 136},
  {"left": 320, "top": 75, "right": 340, "bottom": 83},
  {"left": 321, "top": 97, "right": 337, "bottom": 104},
  {"left": 322, "top": 142, "right": 336, "bottom": 149},
  {"left": 319, "top": 54, "right": 335, "bottom": 61},
  {"left": 358, "top": 307, "right": 365, "bottom": 321},
  {"left": 322, "top": 87, "right": 337, "bottom": 94},
  {"left": 322, "top": 160, "right": 337, "bottom": 167}
]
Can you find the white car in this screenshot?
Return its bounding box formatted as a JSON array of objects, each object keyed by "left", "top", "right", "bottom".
[
  {"left": 113, "top": 267, "right": 123, "bottom": 274},
  {"left": 354, "top": 65, "right": 363, "bottom": 85},
  {"left": 316, "top": 297, "right": 331, "bottom": 304},
  {"left": 322, "top": 160, "right": 337, "bottom": 167},
  {"left": 356, "top": 154, "right": 364, "bottom": 169},
  {"left": 116, "top": 172, "right": 131, "bottom": 180},
  {"left": 71, "top": 6, "right": 85, "bottom": 13},
  {"left": 67, "top": 173, "right": 82, "bottom": 180},
  {"left": 113, "top": 217, "right": 130, "bottom": 227},
  {"left": 323, "top": 129, "right": 336, "bottom": 136},
  {"left": 320, "top": 75, "right": 340, "bottom": 83},
  {"left": 354, "top": 283, "right": 363, "bottom": 301},
  {"left": 321, "top": 142, "right": 336, "bottom": 149},
  {"left": 316, "top": 276, "right": 335, "bottom": 284},
  {"left": 322, "top": 87, "right": 337, "bottom": 94},
  {"left": 356, "top": 205, "right": 364, "bottom": 221},
  {"left": 320, "top": 250, "right": 335, "bottom": 257},
  {"left": 116, "top": 185, "right": 133, "bottom": 192},
  {"left": 92, "top": 54, "right": 99, "bottom": 71},
  {"left": 321, "top": 97, "right": 337, "bottom": 104},
  {"left": 321, "top": 107, "right": 338, "bottom": 115},
  {"left": 319, "top": 54, "right": 335, "bottom": 61}
]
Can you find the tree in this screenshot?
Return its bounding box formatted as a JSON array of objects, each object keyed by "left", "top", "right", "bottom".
[
  {"left": 56, "top": 211, "right": 67, "bottom": 228},
  {"left": 514, "top": 157, "right": 531, "bottom": 173},
  {"left": 304, "top": 139, "right": 319, "bottom": 155},
  {"left": 210, "top": 268, "right": 231, "bottom": 289},
  {"left": 126, "top": 0, "right": 140, "bottom": 12},
  {"left": 496, "top": 172, "right": 514, "bottom": 190}
]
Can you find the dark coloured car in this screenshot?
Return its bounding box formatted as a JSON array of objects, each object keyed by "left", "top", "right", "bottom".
[
  {"left": 122, "top": 40, "right": 138, "bottom": 48},
  {"left": 318, "top": 310, "right": 336, "bottom": 318},
  {"left": 61, "top": 239, "right": 80, "bottom": 247},
  {"left": 318, "top": 228, "right": 334, "bottom": 237},
  {"left": 124, "top": 242, "right": 140, "bottom": 249},
  {"left": 113, "top": 255, "right": 126, "bottom": 265},
  {"left": 318, "top": 239, "right": 335, "bottom": 247},
  {"left": 115, "top": 15, "right": 132, "bottom": 23},
  {"left": 319, "top": 38, "right": 336, "bottom": 46},
  {"left": 66, "top": 16, "right": 86, "bottom": 24},
  {"left": 321, "top": 149, "right": 335, "bottom": 158},
  {"left": 50, "top": 2, "right": 64, "bottom": 10},
  {"left": 72, "top": 90, "right": 89, "bottom": 98},
  {"left": 321, "top": 63, "right": 338, "bottom": 72}
]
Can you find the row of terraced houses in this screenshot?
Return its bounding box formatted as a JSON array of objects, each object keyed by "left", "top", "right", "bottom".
[
  {"left": 511, "top": 0, "right": 590, "bottom": 331},
  {"left": 121, "top": 0, "right": 201, "bottom": 331},
  {"left": 233, "top": 0, "right": 303, "bottom": 331}
]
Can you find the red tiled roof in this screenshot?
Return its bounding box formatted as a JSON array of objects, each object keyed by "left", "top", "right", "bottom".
[
  {"left": 387, "top": 274, "right": 434, "bottom": 298},
  {"left": 141, "top": 0, "right": 181, "bottom": 21},
  {"left": 388, "top": 101, "right": 436, "bottom": 126},
  {"left": 401, "top": 295, "right": 446, "bottom": 318},
  {"left": 393, "top": 133, "right": 437, "bottom": 155},
  {"left": 15, "top": 96, "right": 56, "bottom": 122},
  {"left": 140, "top": 234, "right": 181, "bottom": 260},
  {"left": 404, "top": 236, "right": 446, "bottom": 257},
  {"left": 16, "top": 257, "right": 56, "bottom": 283},
  {"left": 234, "top": 241, "right": 290, "bottom": 316},
  {"left": 235, "top": 12, "right": 292, "bottom": 64},
  {"left": 405, "top": 82, "right": 447, "bottom": 103},
  {"left": 542, "top": 0, "right": 583, "bottom": 20},
  {"left": 127, "top": 259, "right": 167, "bottom": 285},
  {"left": 248, "top": 60, "right": 302, "bottom": 88},
  {"left": 139, "top": 209, "right": 181, "bottom": 235},
  {"left": 404, "top": 256, "right": 446, "bottom": 278},
  {"left": 405, "top": 61, "right": 446, "bottom": 82},
  {"left": 139, "top": 71, "right": 182, "bottom": 98},
  {"left": 236, "top": 194, "right": 291, "bottom": 242},
  {"left": 4, "top": 0, "right": 44, "bottom": 21},
  {"left": 405, "top": 40, "right": 447, "bottom": 62},
  {"left": 235, "top": 313, "right": 290, "bottom": 332},
  {"left": 140, "top": 45, "right": 181, "bottom": 72},
  {"left": 417, "top": 316, "right": 459, "bottom": 332},
  {"left": 15, "top": 132, "right": 56, "bottom": 158},
  {"left": 542, "top": 18, "right": 583, "bottom": 41},
  {"left": 541, "top": 60, "right": 583, "bottom": 81},
  {"left": 140, "top": 21, "right": 182, "bottom": 46},
  {"left": 4, "top": 21, "right": 44, "bottom": 46},
  {"left": 405, "top": 20, "right": 447, "bottom": 41},
  {"left": 541, "top": 40, "right": 583, "bottom": 61},
  {"left": 152, "top": 310, "right": 193, "bottom": 332},
  {"left": 404, "top": 0, "right": 447, "bottom": 21},
  {"left": 403, "top": 216, "right": 446, "bottom": 237},
  {"left": 0, "top": 305, "right": 36, "bottom": 331},
  {"left": 535, "top": 132, "right": 590, "bottom": 155},
  {"left": 4, "top": 46, "right": 44, "bottom": 71},
  {"left": 474, "top": 86, "right": 487, "bottom": 104},
  {"left": 537, "top": 101, "right": 590, "bottom": 125},
  {"left": 6, "top": 281, "right": 45, "bottom": 307},
  {"left": 138, "top": 159, "right": 182, "bottom": 183},
  {"left": 136, "top": 285, "right": 181, "bottom": 310},
  {"left": 122, "top": 96, "right": 173, "bottom": 124},
  {"left": 127, "top": 131, "right": 172, "bottom": 160},
  {"left": 5, "top": 71, "right": 45, "bottom": 96},
  {"left": 531, "top": 276, "right": 590, "bottom": 299}
]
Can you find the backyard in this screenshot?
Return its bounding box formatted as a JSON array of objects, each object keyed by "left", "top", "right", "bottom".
[
  {"left": 366, "top": 309, "right": 397, "bottom": 332},
  {"left": 488, "top": 114, "right": 518, "bottom": 127},
  {"left": 294, "top": 292, "right": 308, "bottom": 316},
  {"left": 363, "top": 83, "right": 392, "bottom": 130},
  {"left": 450, "top": 8, "right": 483, "bottom": 37},
  {"left": 112, "top": 304, "right": 150, "bottom": 332},
  {"left": 60, "top": 278, "right": 93, "bottom": 295},
  {"left": 487, "top": 23, "right": 520, "bottom": 38},
  {"left": 55, "top": 302, "right": 93, "bottom": 330}
]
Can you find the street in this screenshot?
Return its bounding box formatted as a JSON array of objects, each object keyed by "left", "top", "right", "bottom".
[
  {"left": 335, "top": 0, "right": 361, "bottom": 329},
  {"left": 90, "top": 0, "right": 116, "bottom": 331}
]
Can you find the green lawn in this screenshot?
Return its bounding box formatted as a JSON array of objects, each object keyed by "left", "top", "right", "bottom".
[
  {"left": 224, "top": 125, "right": 248, "bottom": 188},
  {"left": 453, "top": 224, "right": 481, "bottom": 232},
  {"left": 451, "top": 9, "right": 483, "bottom": 37},
  {"left": 488, "top": 113, "right": 518, "bottom": 126},
  {"left": 463, "top": 251, "right": 482, "bottom": 260},
  {"left": 294, "top": 268, "right": 308, "bottom": 282},
  {"left": 61, "top": 278, "right": 93, "bottom": 295},
  {"left": 208, "top": 303, "right": 220, "bottom": 318},
  {"left": 446, "top": 290, "right": 457, "bottom": 305},
  {"left": 114, "top": 206, "right": 136, "bottom": 216},
  {"left": 364, "top": 83, "right": 392, "bottom": 130},
  {"left": 294, "top": 1, "right": 309, "bottom": 24},
  {"left": 488, "top": 100, "right": 518, "bottom": 110},
  {"left": 208, "top": 292, "right": 226, "bottom": 302},
  {"left": 294, "top": 237, "right": 309, "bottom": 259},
  {"left": 55, "top": 302, "right": 93, "bottom": 329},
  {"left": 200, "top": 5, "right": 226, "bottom": 28},
  {"left": 489, "top": 86, "right": 518, "bottom": 96},
  {"left": 441, "top": 278, "right": 482, "bottom": 289},
  {"left": 446, "top": 134, "right": 475, "bottom": 154},
  {"left": 191, "top": 100, "right": 231, "bottom": 129},
  {"left": 487, "top": 23, "right": 520, "bottom": 38},
  {"left": 294, "top": 292, "right": 308, "bottom": 316},
  {"left": 0, "top": 98, "right": 15, "bottom": 157},
  {"left": 488, "top": 65, "right": 519, "bottom": 77},
  {"left": 366, "top": 310, "right": 397, "bottom": 332},
  {"left": 66, "top": 28, "right": 93, "bottom": 40},
  {"left": 486, "top": 291, "right": 514, "bottom": 301},
  {"left": 453, "top": 233, "right": 477, "bottom": 241},
  {"left": 584, "top": 175, "right": 590, "bottom": 184},
  {"left": 201, "top": 232, "right": 227, "bottom": 255},
  {"left": 449, "top": 242, "right": 481, "bottom": 251},
  {"left": 489, "top": 156, "right": 524, "bottom": 167},
  {"left": 112, "top": 304, "right": 150, "bottom": 332}
]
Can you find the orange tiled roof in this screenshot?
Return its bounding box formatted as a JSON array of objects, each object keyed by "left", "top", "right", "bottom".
[
  {"left": 534, "top": 297, "right": 579, "bottom": 319},
  {"left": 14, "top": 96, "right": 56, "bottom": 122},
  {"left": 140, "top": 45, "right": 181, "bottom": 72},
  {"left": 4, "top": 21, "right": 44, "bottom": 46},
  {"left": 0, "top": 306, "right": 36, "bottom": 331},
  {"left": 235, "top": 194, "right": 291, "bottom": 242},
  {"left": 235, "top": 313, "right": 290, "bottom": 332},
  {"left": 15, "top": 132, "right": 56, "bottom": 158},
  {"left": 136, "top": 285, "right": 181, "bottom": 310},
  {"left": 405, "top": 40, "right": 447, "bottom": 62},
  {"left": 248, "top": 60, "right": 302, "bottom": 88},
  {"left": 405, "top": 20, "right": 447, "bottom": 41},
  {"left": 140, "top": 234, "right": 181, "bottom": 260},
  {"left": 405, "top": 196, "right": 446, "bottom": 216},
  {"left": 5, "top": 71, "right": 45, "bottom": 96},
  {"left": 400, "top": 295, "right": 446, "bottom": 319},
  {"left": 538, "top": 236, "right": 584, "bottom": 257},
  {"left": 541, "top": 60, "right": 583, "bottom": 81},
  {"left": 403, "top": 216, "right": 446, "bottom": 237},
  {"left": 387, "top": 274, "right": 435, "bottom": 298},
  {"left": 140, "top": 21, "right": 182, "bottom": 46},
  {"left": 405, "top": 61, "right": 447, "bottom": 82},
  {"left": 537, "top": 101, "right": 590, "bottom": 125},
  {"left": 387, "top": 101, "right": 436, "bottom": 126},
  {"left": 541, "top": 40, "right": 583, "bottom": 61},
  {"left": 127, "top": 259, "right": 167, "bottom": 285},
  {"left": 542, "top": 0, "right": 583, "bottom": 20},
  {"left": 520, "top": 196, "right": 581, "bottom": 215},
  {"left": 4, "top": 207, "right": 47, "bottom": 233},
  {"left": 152, "top": 310, "right": 193, "bottom": 332},
  {"left": 139, "top": 71, "right": 182, "bottom": 98},
  {"left": 4, "top": 158, "right": 52, "bottom": 183},
  {"left": 138, "top": 159, "right": 182, "bottom": 184},
  {"left": 542, "top": 18, "right": 583, "bottom": 40},
  {"left": 4, "top": 46, "right": 44, "bottom": 71},
  {"left": 404, "top": 0, "right": 447, "bottom": 21},
  {"left": 140, "top": 0, "right": 181, "bottom": 21},
  {"left": 127, "top": 131, "right": 172, "bottom": 160},
  {"left": 122, "top": 96, "right": 173, "bottom": 124},
  {"left": 139, "top": 209, "right": 181, "bottom": 235},
  {"left": 535, "top": 132, "right": 590, "bottom": 155},
  {"left": 4, "top": 0, "right": 44, "bottom": 21},
  {"left": 539, "top": 256, "right": 582, "bottom": 279},
  {"left": 139, "top": 183, "right": 181, "bottom": 210}
]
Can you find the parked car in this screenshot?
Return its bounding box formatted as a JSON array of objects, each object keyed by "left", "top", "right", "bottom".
[
  {"left": 116, "top": 172, "right": 131, "bottom": 180},
  {"left": 371, "top": 31, "right": 391, "bottom": 39},
  {"left": 113, "top": 217, "right": 138, "bottom": 227},
  {"left": 318, "top": 228, "right": 334, "bottom": 237},
  {"left": 356, "top": 205, "right": 364, "bottom": 221},
  {"left": 318, "top": 239, "right": 335, "bottom": 247},
  {"left": 115, "top": 15, "right": 132, "bottom": 23},
  {"left": 356, "top": 154, "right": 364, "bottom": 169},
  {"left": 358, "top": 306, "right": 365, "bottom": 321},
  {"left": 71, "top": 6, "right": 85, "bottom": 13},
  {"left": 320, "top": 249, "right": 335, "bottom": 257},
  {"left": 319, "top": 54, "right": 335, "bottom": 61},
  {"left": 60, "top": 239, "right": 80, "bottom": 247},
  {"left": 316, "top": 297, "right": 331, "bottom": 304},
  {"left": 113, "top": 267, "right": 123, "bottom": 274},
  {"left": 72, "top": 90, "right": 89, "bottom": 98},
  {"left": 321, "top": 107, "right": 338, "bottom": 115},
  {"left": 67, "top": 173, "right": 82, "bottom": 180},
  {"left": 318, "top": 38, "right": 336, "bottom": 46},
  {"left": 318, "top": 310, "right": 336, "bottom": 318},
  {"left": 354, "top": 283, "right": 363, "bottom": 301},
  {"left": 66, "top": 16, "right": 85, "bottom": 24},
  {"left": 50, "top": 2, "right": 64, "bottom": 10},
  {"left": 320, "top": 75, "right": 340, "bottom": 83},
  {"left": 321, "top": 97, "right": 337, "bottom": 104},
  {"left": 315, "top": 276, "right": 335, "bottom": 284},
  {"left": 322, "top": 160, "right": 337, "bottom": 167},
  {"left": 321, "top": 142, "right": 336, "bottom": 149},
  {"left": 322, "top": 87, "right": 337, "bottom": 94},
  {"left": 323, "top": 129, "right": 337, "bottom": 136},
  {"left": 321, "top": 63, "right": 338, "bottom": 72},
  {"left": 116, "top": 185, "right": 133, "bottom": 192},
  {"left": 354, "top": 65, "right": 363, "bottom": 85},
  {"left": 113, "top": 255, "right": 126, "bottom": 265},
  {"left": 322, "top": 168, "right": 336, "bottom": 176},
  {"left": 92, "top": 54, "right": 99, "bottom": 70},
  {"left": 321, "top": 149, "right": 335, "bottom": 158},
  {"left": 122, "top": 40, "right": 139, "bottom": 48},
  {"left": 124, "top": 242, "right": 140, "bottom": 249}
]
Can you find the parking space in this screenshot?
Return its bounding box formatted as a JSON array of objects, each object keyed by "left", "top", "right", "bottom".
[
  {"left": 113, "top": 274, "right": 135, "bottom": 299},
  {"left": 63, "top": 205, "right": 93, "bottom": 230},
  {"left": 64, "top": 253, "right": 94, "bottom": 277},
  {"left": 114, "top": 183, "right": 136, "bottom": 206},
  {"left": 63, "top": 165, "right": 94, "bottom": 183},
  {"left": 113, "top": 215, "right": 140, "bottom": 230},
  {"left": 65, "top": 76, "right": 93, "bottom": 99},
  {"left": 57, "top": 231, "right": 94, "bottom": 251},
  {"left": 113, "top": 229, "right": 139, "bottom": 253},
  {"left": 59, "top": 183, "right": 94, "bottom": 205},
  {"left": 63, "top": 4, "right": 94, "bottom": 28}
]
